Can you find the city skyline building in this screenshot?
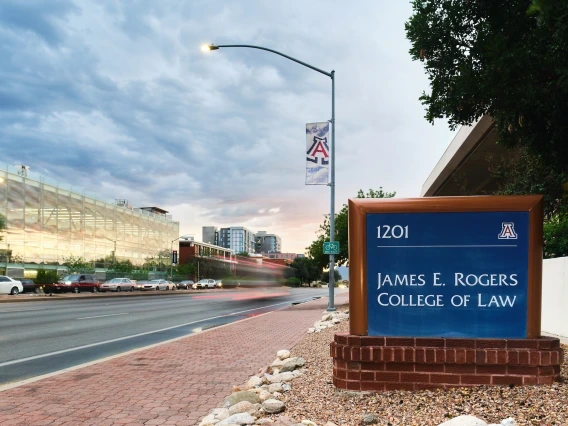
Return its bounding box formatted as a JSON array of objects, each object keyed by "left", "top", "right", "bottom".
[
  {"left": 255, "top": 231, "right": 282, "bottom": 253},
  {"left": 202, "top": 226, "right": 218, "bottom": 246},
  {"left": 217, "top": 226, "right": 256, "bottom": 255}
]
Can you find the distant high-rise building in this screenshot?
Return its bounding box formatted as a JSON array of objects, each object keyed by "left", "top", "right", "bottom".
[
  {"left": 255, "top": 231, "right": 282, "bottom": 253},
  {"left": 202, "top": 226, "right": 218, "bottom": 245},
  {"left": 218, "top": 226, "right": 256, "bottom": 255}
]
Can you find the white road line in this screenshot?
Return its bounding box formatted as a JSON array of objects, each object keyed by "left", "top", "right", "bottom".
[
  {"left": 0, "top": 298, "right": 312, "bottom": 368},
  {"left": 77, "top": 313, "right": 129, "bottom": 320}
]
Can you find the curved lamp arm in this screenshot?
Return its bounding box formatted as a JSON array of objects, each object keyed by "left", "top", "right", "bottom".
[{"left": 208, "top": 44, "right": 333, "bottom": 78}]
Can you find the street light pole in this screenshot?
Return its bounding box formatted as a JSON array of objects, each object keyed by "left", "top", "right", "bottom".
[{"left": 204, "top": 44, "right": 336, "bottom": 311}]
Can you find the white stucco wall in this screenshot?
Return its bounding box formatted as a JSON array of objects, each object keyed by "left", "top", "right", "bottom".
[{"left": 541, "top": 257, "right": 568, "bottom": 339}]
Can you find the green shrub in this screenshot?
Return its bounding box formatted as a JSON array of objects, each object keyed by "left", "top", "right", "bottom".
[
  {"left": 286, "top": 277, "right": 301, "bottom": 287},
  {"left": 36, "top": 270, "right": 59, "bottom": 285}
]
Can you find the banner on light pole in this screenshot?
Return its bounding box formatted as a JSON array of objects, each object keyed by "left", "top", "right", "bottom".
[{"left": 305, "top": 122, "right": 330, "bottom": 185}]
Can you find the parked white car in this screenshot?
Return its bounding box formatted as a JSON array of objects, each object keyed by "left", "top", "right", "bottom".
[
  {"left": 196, "top": 279, "right": 216, "bottom": 289},
  {"left": 100, "top": 278, "right": 135, "bottom": 292},
  {"left": 0, "top": 276, "right": 24, "bottom": 295},
  {"left": 144, "top": 279, "right": 175, "bottom": 291}
]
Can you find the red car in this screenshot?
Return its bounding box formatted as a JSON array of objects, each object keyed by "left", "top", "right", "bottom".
[{"left": 53, "top": 274, "right": 100, "bottom": 293}]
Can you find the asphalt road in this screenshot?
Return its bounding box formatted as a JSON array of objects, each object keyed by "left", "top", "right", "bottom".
[{"left": 0, "top": 287, "right": 328, "bottom": 385}]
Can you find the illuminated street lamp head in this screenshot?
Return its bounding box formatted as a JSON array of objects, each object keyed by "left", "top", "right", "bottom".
[{"left": 201, "top": 44, "right": 219, "bottom": 52}]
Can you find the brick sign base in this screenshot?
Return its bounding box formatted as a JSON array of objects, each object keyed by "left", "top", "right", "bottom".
[{"left": 331, "top": 333, "right": 563, "bottom": 391}]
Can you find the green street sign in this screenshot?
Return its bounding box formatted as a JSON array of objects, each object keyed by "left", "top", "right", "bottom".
[{"left": 323, "top": 241, "right": 340, "bottom": 255}]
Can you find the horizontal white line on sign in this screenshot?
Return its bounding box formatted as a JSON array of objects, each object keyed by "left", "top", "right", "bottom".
[
  {"left": 77, "top": 313, "right": 129, "bottom": 320},
  {"left": 376, "top": 245, "right": 518, "bottom": 248}
]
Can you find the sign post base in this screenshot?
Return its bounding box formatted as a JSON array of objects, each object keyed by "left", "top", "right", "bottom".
[{"left": 331, "top": 333, "right": 563, "bottom": 391}]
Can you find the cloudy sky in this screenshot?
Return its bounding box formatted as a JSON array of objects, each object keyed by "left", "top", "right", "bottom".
[{"left": 0, "top": 0, "right": 455, "bottom": 254}]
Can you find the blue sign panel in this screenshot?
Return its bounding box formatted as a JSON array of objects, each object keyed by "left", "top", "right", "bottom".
[{"left": 366, "top": 211, "right": 529, "bottom": 338}]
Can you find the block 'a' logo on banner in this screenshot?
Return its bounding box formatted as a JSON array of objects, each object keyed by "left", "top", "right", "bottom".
[
  {"left": 307, "top": 136, "right": 329, "bottom": 165},
  {"left": 498, "top": 222, "right": 518, "bottom": 239},
  {"left": 305, "top": 122, "right": 330, "bottom": 185}
]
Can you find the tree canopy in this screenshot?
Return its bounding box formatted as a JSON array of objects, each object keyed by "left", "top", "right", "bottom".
[
  {"left": 0, "top": 213, "right": 5, "bottom": 242},
  {"left": 307, "top": 188, "right": 396, "bottom": 270},
  {"left": 286, "top": 256, "right": 320, "bottom": 285},
  {"left": 405, "top": 0, "right": 568, "bottom": 172}
]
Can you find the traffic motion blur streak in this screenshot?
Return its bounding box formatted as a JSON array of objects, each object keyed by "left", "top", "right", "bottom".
[{"left": 193, "top": 291, "right": 291, "bottom": 301}]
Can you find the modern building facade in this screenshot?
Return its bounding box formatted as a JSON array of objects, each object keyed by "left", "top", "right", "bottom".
[
  {"left": 202, "top": 226, "right": 218, "bottom": 245},
  {"left": 218, "top": 226, "right": 256, "bottom": 255},
  {"left": 0, "top": 165, "right": 179, "bottom": 270},
  {"left": 255, "top": 231, "right": 281, "bottom": 253}
]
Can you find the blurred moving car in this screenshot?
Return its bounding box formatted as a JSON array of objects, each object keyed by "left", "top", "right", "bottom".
[
  {"left": 196, "top": 279, "right": 216, "bottom": 289},
  {"left": 21, "top": 278, "right": 39, "bottom": 293},
  {"left": 215, "top": 279, "right": 223, "bottom": 288},
  {"left": 100, "top": 278, "right": 135, "bottom": 292},
  {"left": 0, "top": 276, "right": 23, "bottom": 295},
  {"left": 177, "top": 280, "right": 194, "bottom": 290},
  {"left": 53, "top": 274, "right": 100, "bottom": 293}
]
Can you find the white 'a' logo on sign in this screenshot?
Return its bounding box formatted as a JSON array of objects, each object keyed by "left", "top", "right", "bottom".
[{"left": 498, "top": 222, "right": 518, "bottom": 239}]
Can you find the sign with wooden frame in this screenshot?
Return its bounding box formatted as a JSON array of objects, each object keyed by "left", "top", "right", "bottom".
[{"left": 348, "top": 196, "right": 543, "bottom": 339}]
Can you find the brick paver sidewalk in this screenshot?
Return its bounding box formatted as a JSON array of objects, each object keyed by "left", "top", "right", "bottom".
[{"left": 0, "top": 292, "right": 349, "bottom": 426}]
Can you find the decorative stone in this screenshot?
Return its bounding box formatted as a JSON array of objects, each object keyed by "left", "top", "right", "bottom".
[
  {"left": 229, "top": 401, "right": 254, "bottom": 415},
  {"left": 262, "top": 398, "right": 285, "bottom": 414},
  {"left": 212, "top": 408, "right": 230, "bottom": 421},
  {"left": 500, "top": 419, "right": 517, "bottom": 426},
  {"left": 223, "top": 391, "right": 260, "bottom": 408},
  {"left": 199, "top": 414, "right": 218, "bottom": 425},
  {"left": 271, "top": 416, "right": 296, "bottom": 426},
  {"left": 258, "top": 390, "right": 272, "bottom": 401},
  {"left": 256, "top": 420, "right": 274, "bottom": 425},
  {"left": 217, "top": 412, "right": 256, "bottom": 425},
  {"left": 301, "top": 420, "right": 317, "bottom": 425},
  {"left": 273, "top": 391, "right": 283, "bottom": 399},
  {"left": 307, "top": 328, "right": 315, "bottom": 333},
  {"left": 248, "top": 403, "right": 262, "bottom": 416},
  {"left": 245, "top": 376, "right": 264, "bottom": 389},
  {"left": 267, "top": 372, "right": 296, "bottom": 383},
  {"left": 281, "top": 383, "right": 291, "bottom": 392},
  {"left": 361, "top": 413, "right": 379, "bottom": 424},
  {"left": 322, "top": 313, "right": 333, "bottom": 321},
  {"left": 277, "top": 349, "right": 290, "bottom": 360},
  {"left": 438, "top": 416, "right": 487, "bottom": 426},
  {"left": 267, "top": 383, "right": 283, "bottom": 393},
  {"left": 279, "top": 357, "right": 306, "bottom": 373}
]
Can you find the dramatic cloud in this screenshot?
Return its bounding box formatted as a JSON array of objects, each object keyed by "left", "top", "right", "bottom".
[{"left": 0, "top": 0, "right": 455, "bottom": 253}]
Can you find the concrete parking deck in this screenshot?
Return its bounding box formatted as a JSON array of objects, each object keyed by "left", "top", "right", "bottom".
[{"left": 0, "top": 291, "right": 349, "bottom": 425}]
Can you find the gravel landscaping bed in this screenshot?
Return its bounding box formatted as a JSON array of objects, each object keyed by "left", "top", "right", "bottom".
[{"left": 279, "top": 320, "right": 568, "bottom": 425}]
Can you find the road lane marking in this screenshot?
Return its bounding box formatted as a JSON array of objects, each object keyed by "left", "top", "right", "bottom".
[
  {"left": 0, "top": 296, "right": 317, "bottom": 368},
  {"left": 77, "top": 313, "right": 129, "bottom": 320}
]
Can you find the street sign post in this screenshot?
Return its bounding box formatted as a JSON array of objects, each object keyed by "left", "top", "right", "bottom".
[{"left": 323, "top": 241, "right": 340, "bottom": 255}]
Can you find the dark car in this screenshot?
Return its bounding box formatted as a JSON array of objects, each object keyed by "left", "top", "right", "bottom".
[
  {"left": 177, "top": 280, "right": 194, "bottom": 289},
  {"left": 53, "top": 274, "right": 100, "bottom": 293},
  {"left": 21, "top": 279, "right": 39, "bottom": 293}
]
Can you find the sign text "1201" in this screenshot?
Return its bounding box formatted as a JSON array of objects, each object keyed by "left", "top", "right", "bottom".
[{"left": 377, "top": 225, "right": 409, "bottom": 239}]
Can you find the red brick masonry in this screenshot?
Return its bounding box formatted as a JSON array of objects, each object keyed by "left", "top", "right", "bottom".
[{"left": 331, "top": 334, "right": 563, "bottom": 391}]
